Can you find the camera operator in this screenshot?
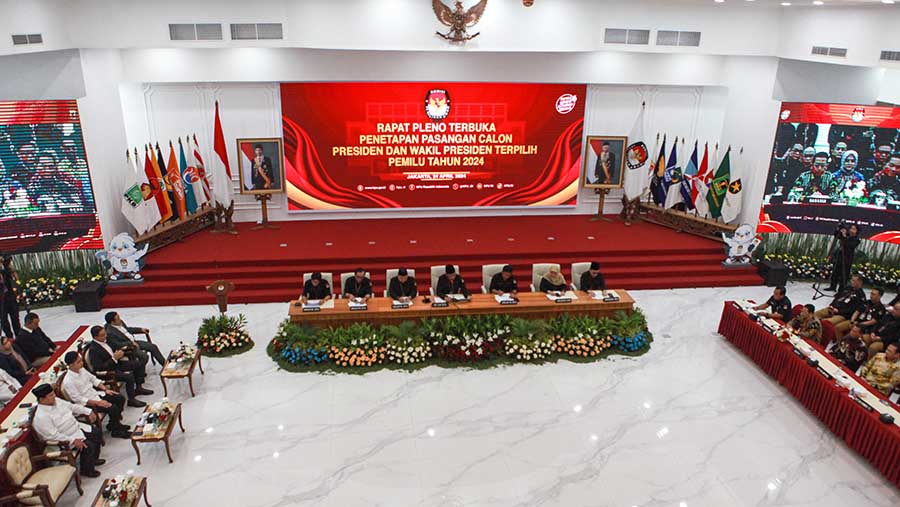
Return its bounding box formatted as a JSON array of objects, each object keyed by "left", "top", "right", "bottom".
[{"left": 826, "top": 222, "right": 861, "bottom": 292}]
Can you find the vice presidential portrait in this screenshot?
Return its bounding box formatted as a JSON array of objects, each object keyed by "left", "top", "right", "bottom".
[
  {"left": 583, "top": 136, "right": 627, "bottom": 189},
  {"left": 237, "top": 138, "right": 285, "bottom": 195}
]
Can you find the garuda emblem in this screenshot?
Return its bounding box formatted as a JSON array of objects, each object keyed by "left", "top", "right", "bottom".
[{"left": 432, "top": 0, "right": 488, "bottom": 43}]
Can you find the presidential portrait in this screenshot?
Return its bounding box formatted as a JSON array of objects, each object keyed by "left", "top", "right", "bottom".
[
  {"left": 582, "top": 136, "right": 627, "bottom": 189},
  {"left": 237, "top": 138, "right": 285, "bottom": 195}
]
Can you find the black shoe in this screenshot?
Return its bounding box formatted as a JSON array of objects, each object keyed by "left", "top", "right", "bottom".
[
  {"left": 81, "top": 469, "right": 101, "bottom": 478},
  {"left": 825, "top": 286, "right": 837, "bottom": 291},
  {"left": 111, "top": 429, "right": 132, "bottom": 439},
  {"left": 95, "top": 459, "right": 106, "bottom": 466},
  {"left": 135, "top": 387, "right": 154, "bottom": 396},
  {"left": 127, "top": 399, "right": 147, "bottom": 408}
]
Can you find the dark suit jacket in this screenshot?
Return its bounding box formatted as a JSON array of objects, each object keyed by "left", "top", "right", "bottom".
[
  {"left": 594, "top": 150, "right": 617, "bottom": 184},
  {"left": 104, "top": 322, "right": 143, "bottom": 351},
  {"left": 0, "top": 349, "right": 31, "bottom": 385},
  {"left": 436, "top": 274, "right": 470, "bottom": 298},
  {"left": 388, "top": 277, "right": 417, "bottom": 299},
  {"left": 15, "top": 327, "right": 56, "bottom": 362},
  {"left": 85, "top": 340, "right": 118, "bottom": 373},
  {"left": 251, "top": 156, "right": 274, "bottom": 190}
]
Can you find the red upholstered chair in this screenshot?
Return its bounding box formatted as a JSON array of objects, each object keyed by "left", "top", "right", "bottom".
[
  {"left": 790, "top": 304, "right": 803, "bottom": 320},
  {"left": 821, "top": 319, "right": 836, "bottom": 349}
]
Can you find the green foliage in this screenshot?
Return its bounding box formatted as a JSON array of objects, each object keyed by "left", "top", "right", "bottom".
[
  {"left": 611, "top": 309, "right": 647, "bottom": 337},
  {"left": 197, "top": 313, "right": 254, "bottom": 357},
  {"left": 11, "top": 250, "right": 103, "bottom": 281},
  {"left": 198, "top": 313, "right": 248, "bottom": 338}
]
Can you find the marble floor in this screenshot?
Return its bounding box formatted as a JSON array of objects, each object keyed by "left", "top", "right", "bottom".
[{"left": 31, "top": 283, "right": 899, "bottom": 507}]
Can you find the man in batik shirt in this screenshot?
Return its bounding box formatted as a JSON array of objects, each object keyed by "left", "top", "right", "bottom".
[
  {"left": 829, "top": 325, "right": 869, "bottom": 373},
  {"left": 859, "top": 343, "right": 900, "bottom": 395},
  {"left": 788, "top": 304, "right": 823, "bottom": 344}
]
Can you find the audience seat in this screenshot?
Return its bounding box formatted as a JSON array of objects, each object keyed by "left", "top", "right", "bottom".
[
  {"left": 481, "top": 264, "right": 505, "bottom": 294},
  {"left": 302, "top": 272, "right": 334, "bottom": 294},
  {"left": 0, "top": 442, "right": 82, "bottom": 506},
  {"left": 530, "top": 263, "right": 560, "bottom": 292},
  {"left": 570, "top": 262, "right": 591, "bottom": 291},
  {"left": 429, "top": 265, "right": 460, "bottom": 296},
  {"left": 383, "top": 269, "right": 415, "bottom": 297},
  {"left": 790, "top": 304, "right": 803, "bottom": 320},
  {"left": 53, "top": 371, "right": 105, "bottom": 446}
]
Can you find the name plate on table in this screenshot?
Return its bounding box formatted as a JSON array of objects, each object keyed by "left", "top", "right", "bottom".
[
  {"left": 302, "top": 306, "right": 321, "bottom": 313},
  {"left": 854, "top": 397, "right": 874, "bottom": 412},
  {"left": 349, "top": 304, "right": 368, "bottom": 311},
  {"left": 500, "top": 299, "right": 518, "bottom": 305},
  {"left": 814, "top": 365, "right": 833, "bottom": 380},
  {"left": 791, "top": 346, "right": 806, "bottom": 358},
  {"left": 431, "top": 301, "right": 449, "bottom": 308},
  {"left": 392, "top": 303, "right": 410, "bottom": 309},
  {"left": 554, "top": 298, "right": 572, "bottom": 304}
]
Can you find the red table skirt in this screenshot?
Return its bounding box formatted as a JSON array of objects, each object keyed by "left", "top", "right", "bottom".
[{"left": 718, "top": 302, "right": 900, "bottom": 488}]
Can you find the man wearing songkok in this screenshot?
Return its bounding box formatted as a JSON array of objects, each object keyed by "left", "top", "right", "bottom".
[
  {"left": 752, "top": 286, "right": 792, "bottom": 321},
  {"left": 829, "top": 325, "right": 869, "bottom": 373},
  {"left": 787, "top": 304, "right": 823, "bottom": 344},
  {"left": 31, "top": 383, "right": 105, "bottom": 478},
  {"left": 489, "top": 265, "right": 518, "bottom": 295},
  {"left": 859, "top": 343, "right": 900, "bottom": 395},
  {"left": 61, "top": 351, "right": 130, "bottom": 438},
  {"left": 388, "top": 268, "right": 418, "bottom": 302},
  {"left": 435, "top": 265, "right": 470, "bottom": 299},
  {"left": 579, "top": 261, "right": 606, "bottom": 292},
  {"left": 15, "top": 312, "right": 57, "bottom": 366}
]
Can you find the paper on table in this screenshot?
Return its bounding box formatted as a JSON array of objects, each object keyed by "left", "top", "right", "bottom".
[
  {"left": 392, "top": 299, "right": 414, "bottom": 306},
  {"left": 546, "top": 291, "right": 578, "bottom": 301},
  {"left": 446, "top": 294, "right": 467, "bottom": 301},
  {"left": 304, "top": 299, "right": 335, "bottom": 309},
  {"left": 432, "top": 297, "right": 446, "bottom": 304},
  {"left": 494, "top": 293, "right": 514, "bottom": 303},
  {"left": 348, "top": 299, "right": 368, "bottom": 309}
]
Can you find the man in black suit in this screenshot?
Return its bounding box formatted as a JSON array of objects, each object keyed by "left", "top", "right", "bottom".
[
  {"left": 435, "top": 265, "right": 470, "bottom": 299},
  {"left": 86, "top": 326, "right": 151, "bottom": 407},
  {"left": 250, "top": 144, "right": 274, "bottom": 191},
  {"left": 0, "top": 335, "right": 32, "bottom": 385},
  {"left": 388, "top": 268, "right": 417, "bottom": 302},
  {"left": 343, "top": 268, "right": 373, "bottom": 301},
  {"left": 104, "top": 311, "right": 165, "bottom": 366},
  {"left": 594, "top": 142, "right": 617, "bottom": 184},
  {"left": 301, "top": 272, "right": 332, "bottom": 304},
  {"left": 579, "top": 261, "right": 606, "bottom": 292},
  {"left": 489, "top": 265, "right": 518, "bottom": 295},
  {"left": 16, "top": 312, "right": 57, "bottom": 366}
]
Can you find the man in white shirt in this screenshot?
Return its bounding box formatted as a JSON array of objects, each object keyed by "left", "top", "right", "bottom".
[
  {"left": 0, "top": 367, "right": 21, "bottom": 408},
  {"left": 104, "top": 311, "right": 165, "bottom": 366},
  {"left": 61, "top": 351, "right": 130, "bottom": 438},
  {"left": 30, "top": 383, "right": 104, "bottom": 477}
]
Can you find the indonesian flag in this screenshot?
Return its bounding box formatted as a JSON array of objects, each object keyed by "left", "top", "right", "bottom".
[{"left": 211, "top": 101, "right": 234, "bottom": 205}]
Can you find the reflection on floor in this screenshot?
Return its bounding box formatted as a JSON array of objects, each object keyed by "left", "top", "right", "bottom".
[{"left": 32, "top": 282, "right": 899, "bottom": 507}]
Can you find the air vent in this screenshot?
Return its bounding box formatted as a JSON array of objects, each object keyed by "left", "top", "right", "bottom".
[
  {"left": 605, "top": 28, "right": 649, "bottom": 45},
  {"left": 657, "top": 30, "right": 701, "bottom": 47},
  {"left": 11, "top": 33, "right": 42, "bottom": 45},
  {"left": 231, "top": 23, "right": 283, "bottom": 40},
  {"left": 812, "top": 45, "right": 846, "bottom": 57},
  {"left": 881, "top": 50, "right": 900, "bottom": 62},
  {"left": 812, "top": 46, "right": 829, "bottom": 56},
  {"left": 169, "top": 23, "right": 223, "bottom": 41}
]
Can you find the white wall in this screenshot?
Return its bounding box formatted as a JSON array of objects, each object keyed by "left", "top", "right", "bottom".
[
  {"left": 773, "top": 58, "right": 886, "bottom": 104},
  {"left": 0, "top": 49, "right": 84, "bottom": 100}
]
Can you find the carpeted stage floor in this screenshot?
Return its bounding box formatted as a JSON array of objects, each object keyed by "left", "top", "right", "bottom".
[{"left": 104, "top": 215, "right": 762, "bottom": 307}]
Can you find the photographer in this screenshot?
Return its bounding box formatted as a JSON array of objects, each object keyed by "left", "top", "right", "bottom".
[{"left": 826, "top": 223, "right": 860, "bottom": 292}]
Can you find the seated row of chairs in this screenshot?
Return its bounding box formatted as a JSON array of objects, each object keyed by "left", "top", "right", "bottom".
[{"left": 306, "top": 262, "right": 599, "bottom": 297}]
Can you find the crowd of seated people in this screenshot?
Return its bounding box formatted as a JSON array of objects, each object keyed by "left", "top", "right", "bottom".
[{"left": 755, "top": 275, "right": 900, "bottom": 397}]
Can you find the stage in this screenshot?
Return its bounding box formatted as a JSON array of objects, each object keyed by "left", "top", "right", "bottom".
[{"left": 104, "top": 215, "right": 763, "bottom": 308}]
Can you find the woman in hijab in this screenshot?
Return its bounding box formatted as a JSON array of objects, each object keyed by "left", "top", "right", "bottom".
[
  {"left": 539, "top": 266, "right": 568, "bottom": 294},
  {"left": 832, "top": 150, "right": 865, "bottom": 201}
]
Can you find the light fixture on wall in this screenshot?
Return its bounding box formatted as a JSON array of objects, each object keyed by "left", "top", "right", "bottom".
[{"left": 523, "top": 0, "right": 534, "bottom": 6}]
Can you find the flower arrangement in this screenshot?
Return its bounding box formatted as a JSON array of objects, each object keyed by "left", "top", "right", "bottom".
[
  {"left": 550, "top": 314, "right": 613, "bottom": 357},
  {"left": 504, "top": 319, "right": 554, "bottom": 361},
  {"left": 383, "top": 321, "right": 432, "bottom": 365},
  {"left": 17, "top": 274, "right": 104, "bottom": 307},
  {"left": 762, "top": 253, "right": 899, "bottom": 287},
  {"left": 267, "top": 310, "right": 651, "bottom": 373},
  {"left": 99, "top": 474, "right": 141, "bottom": 506},
  {"left": 136, "top": 398, "right": 176, "bottom": 437},
  {"left": 837, "top": 179, "right": 868, "bottom": 204},
  {"left": 197, "top": 314, "right": 254, "bottom": 357}
]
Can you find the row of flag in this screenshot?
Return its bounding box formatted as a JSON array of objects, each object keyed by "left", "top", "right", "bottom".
[
  {"left": 624, "top": 108, "right": 744, "bottom": 223},
  {"left": 122, "top": 102, "right": 233, "bottom": 235}
]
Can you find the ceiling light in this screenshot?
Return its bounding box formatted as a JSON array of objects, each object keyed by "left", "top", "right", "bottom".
[
  {"left": 781, "top": 2, "right": 791, "bottom": 5},
  {"left": 715, "top": 0, "right": 724, "bottom": 3},
  {"left": 882, "top": 0, "right": 895, "bottom": 4},
  {"left": 812, "top": 0, "right": 823, "bottom": 4},
  {"left": 573, "top": 404, "right": 583, "bottom": 412}
]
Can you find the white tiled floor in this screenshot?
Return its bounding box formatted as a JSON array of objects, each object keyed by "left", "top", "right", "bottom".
[{"left": 28, "top": 282, "right": 899, "bottom": 506}]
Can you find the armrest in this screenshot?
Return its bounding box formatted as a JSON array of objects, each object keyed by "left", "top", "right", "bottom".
[
  {"left": 15, "top": 490, "right": 37, "bottom": 500},
  {"left": 34, "top": 450, "right": 76, "bottom": 466}
]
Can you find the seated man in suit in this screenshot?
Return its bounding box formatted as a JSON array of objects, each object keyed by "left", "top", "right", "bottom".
[
  {"left": 31, "top": 383, "right": 105, "bottom": 478},
  {"left": 62, "top": 351, "right": 130, "bottom": 439},
  {"left": 0, "top": 335, "right": 33, "bottom": 385},
  {"left": 16, "top": 312, "right": 57, "bottom": 366},
  {"left": 87, "top": 326, "right": 151, "bottom": 407},
  {"left": 343, "top": 268, "right": 373, "bottom": 301},
  {"left": 539, "top": 266, "right": 568, "bottom": 294},
  {"left": 388, "top": 268, "right": 417, "bottom": 303},
  {"left": 752, "top": 286, "right": 792, "bottom": 321},
  {"left": 0, "top": 367, "right": 21, "bottom": 408},
  {"left": 489, "top": 265, "right": 518, "bottom": 295},
  {"left": 815, "top": 274, "right": 866, "bottom": 326},
  {"left": 580, "top": 261, "right": 606, "bottom": 292},
  {"left": 301, "top": 272, "right": 332, "bottom": 304},
  {"left": 104, "top": 311, "right": 165, "bottom": 366},
  {"left": 436, "top": 265, "right": 470, "bottom": 299}
]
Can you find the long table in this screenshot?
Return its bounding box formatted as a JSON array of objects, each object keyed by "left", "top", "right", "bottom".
[
  {"left": 718, "top": 302, "right": 900, "bottom": 489},
  {"left": 289, "top": 291, "right": 635, "bottom": 327}
]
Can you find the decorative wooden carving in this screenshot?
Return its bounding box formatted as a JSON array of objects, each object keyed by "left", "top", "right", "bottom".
[
  {"left": 638, "top": 202, "right": 736, "bottom": 242},
  {"left": 134, "top": 206, "right": 216, "bottom": 252}
]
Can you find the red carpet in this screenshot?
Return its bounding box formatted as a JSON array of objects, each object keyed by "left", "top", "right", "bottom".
[{"left": 103, "top": 215, "right": 763, "bottom": 308}]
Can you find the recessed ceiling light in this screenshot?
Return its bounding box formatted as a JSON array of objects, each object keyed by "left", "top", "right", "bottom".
[
  {"left": 812, "top": 0, "right": 824, "bottom": 4},
  {"left": 781, "top": 1, "right": 791, "bottom": 5},
  {"left": 715, "top": 0, "right": 725, "bottom": 3},
  {"left": 882, "top": 0, "right": 895, "bottom": 4}
]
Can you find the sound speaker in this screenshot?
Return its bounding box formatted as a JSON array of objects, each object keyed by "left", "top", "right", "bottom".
[
  {"left": 72, "top": 280, "right": 106, "bottom": 312},
  {"left": 757, "top": 260, "right": 789, "bottom": 287}
]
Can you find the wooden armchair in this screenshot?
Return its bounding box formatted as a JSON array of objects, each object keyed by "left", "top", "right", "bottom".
[
  {"left": 53, "top": 372, "right": 105, "bottom": 446},
  {"left": 26, "top": 407, "right": 82, "bottom": 460},
  {"left": 80, "top": 349, "right": 120, "bottom": 391},
  {"left": 0, "top": 442, "right": 82, "bottom": 506}
]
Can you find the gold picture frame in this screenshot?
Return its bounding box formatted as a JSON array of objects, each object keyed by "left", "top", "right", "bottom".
[
  {"left": 582, "top": 135, "right": 627, "bottom": 189},
  {"left": 236, "top": 137, "right": 285, "bottom": 195}
]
